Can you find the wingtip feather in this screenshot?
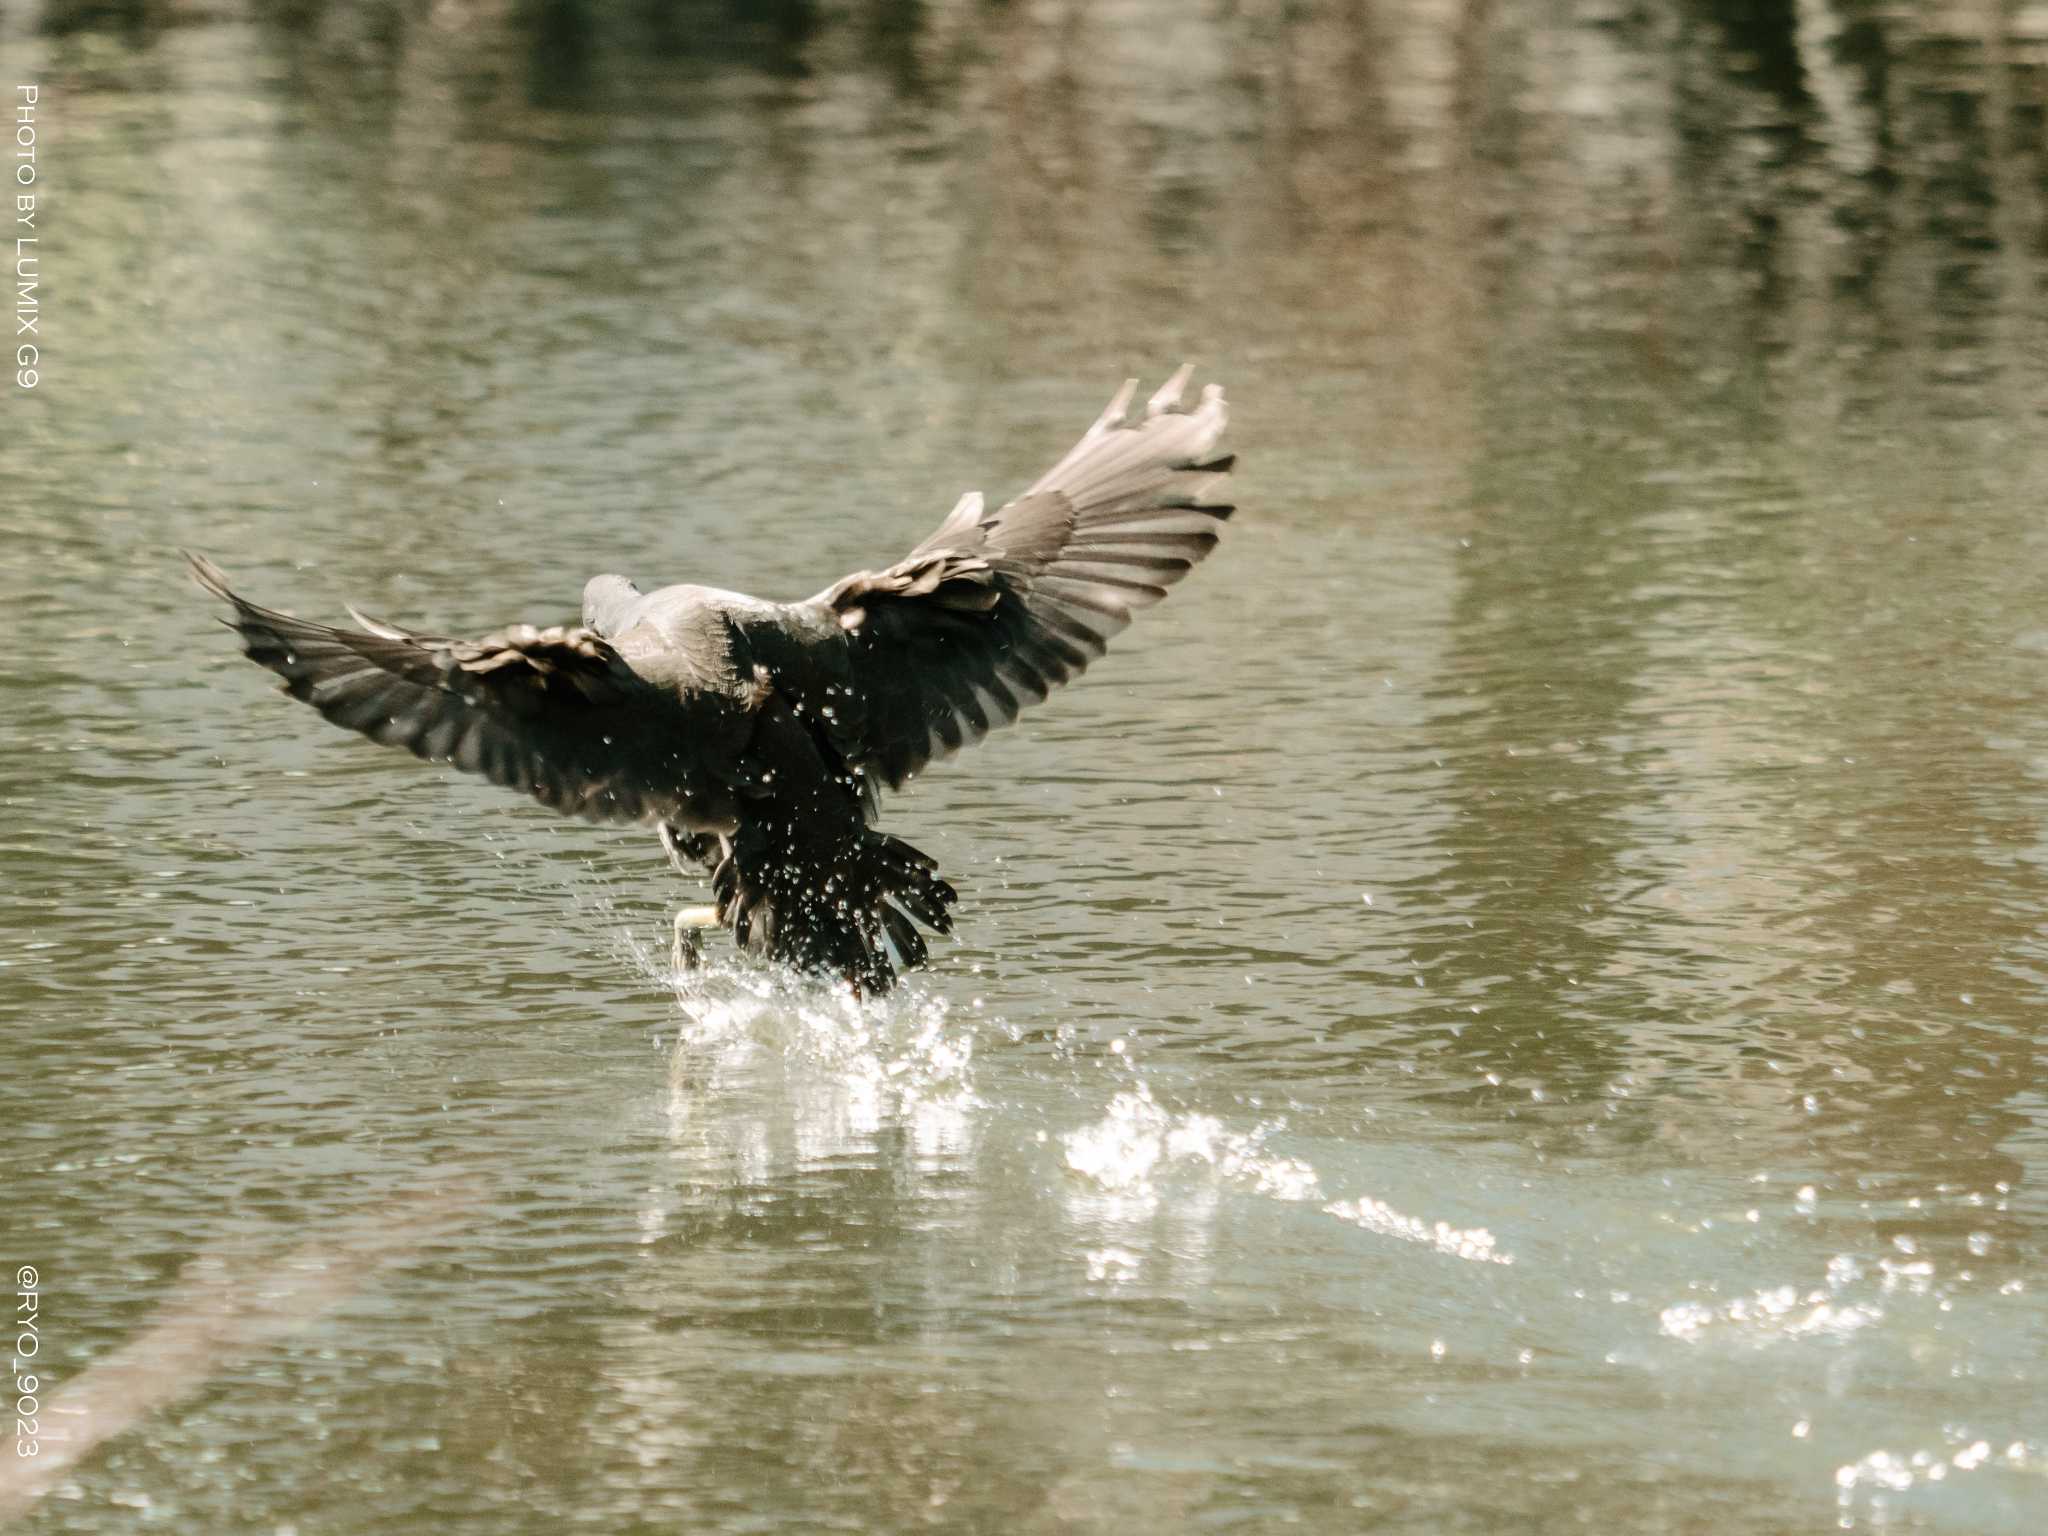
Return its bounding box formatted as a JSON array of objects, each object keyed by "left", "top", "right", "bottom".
[
  {"left": 1146, "top": 363, "right": 1196, "bottom": 418},
  {"left": 346, "top": 604, "right": 414, "bottom": 641},
  {"left": 1091, "top": 378, "right": 1139, "bottom": 437},
  {"left": 184, "top": 549, "right": 235, "bottom": 602}
]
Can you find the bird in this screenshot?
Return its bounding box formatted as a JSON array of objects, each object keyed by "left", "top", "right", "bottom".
[{"left": 189, "top": 367, "right": 1233, "bottom": 995}]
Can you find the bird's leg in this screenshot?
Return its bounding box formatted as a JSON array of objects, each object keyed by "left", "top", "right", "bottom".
[
  {"left": 672, "top": 905, "right": 721, "bottom": 973},
  {"left": 659, "top": 822, "right": 732, "bottom": 971}
]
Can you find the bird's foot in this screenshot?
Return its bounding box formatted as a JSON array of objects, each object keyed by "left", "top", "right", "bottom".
[{"left": 671, "top": 904, "right": 721, "bottom": 973}]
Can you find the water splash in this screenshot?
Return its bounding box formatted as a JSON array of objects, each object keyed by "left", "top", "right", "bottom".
[
  {"left": 1657, "top": 1284, "right": 1881, "bottom": 1345},
  {"left": 637, "top": 944, "right": 982, "bottom": 1201},
  {"left": 1061, "top": 1084, "right": 1510, "bottom": 1271},
  {"left": 1834, "top": 1432, "right": 2041, "bottom": 1529},
  {"left": 1061, "top": 1082, "right": 1320, "bottom": 1202},
  {"left": 1321, "top": 1195, "right": 1514, "bottom": 1266},
  {"left": 675, "top": 962, "right": 971, "bottom": 1091},
  {"left": 1657, "top": 1248, "right": 1956, "bottom": 1348}
]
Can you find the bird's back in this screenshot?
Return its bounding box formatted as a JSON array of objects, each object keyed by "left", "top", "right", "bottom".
[{"left": 584, "top": 579, "right": 816, "bottom": 698}]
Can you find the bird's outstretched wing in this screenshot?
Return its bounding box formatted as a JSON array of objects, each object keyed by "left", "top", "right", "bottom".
[
  {"left": 187, "top": 553, "right": 683, "bottom": 823},
  {"left": 770, "top": 367, "right": 1233, "bottom": 789}
]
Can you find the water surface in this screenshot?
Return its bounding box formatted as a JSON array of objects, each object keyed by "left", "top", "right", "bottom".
[{"left": 5, "top": 1, "right": 2048, "bottom": 1530}]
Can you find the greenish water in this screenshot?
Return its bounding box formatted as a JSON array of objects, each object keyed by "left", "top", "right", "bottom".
[{"left": 5, "top": 1, "right": 2048, "bottom": 1530}]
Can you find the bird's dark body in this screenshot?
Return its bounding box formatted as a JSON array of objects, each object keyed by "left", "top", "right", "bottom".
[{"left": 191, "top": 370, "right": 1233, "bottom": 993}]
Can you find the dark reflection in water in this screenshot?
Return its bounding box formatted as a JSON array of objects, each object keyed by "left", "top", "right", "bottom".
[{"left": 6, "top": 0, "right": 2048, "bottom": 1531}]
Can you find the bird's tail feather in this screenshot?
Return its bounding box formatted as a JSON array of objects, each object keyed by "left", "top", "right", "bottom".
[{"left": 712, "top": 824, "right": 956, "bottom": 995}]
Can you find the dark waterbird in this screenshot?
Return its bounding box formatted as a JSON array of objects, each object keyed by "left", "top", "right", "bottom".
[{"left": 189, "top": 369, "right": 1234, "bottom": 994}]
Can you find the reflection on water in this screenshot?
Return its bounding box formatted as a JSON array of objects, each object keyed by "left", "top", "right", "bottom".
[{"left": 6, "top": 0, "right": 2048, "bottom": 1530}]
